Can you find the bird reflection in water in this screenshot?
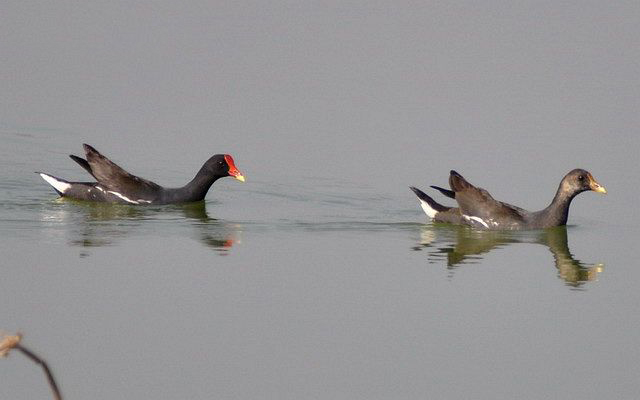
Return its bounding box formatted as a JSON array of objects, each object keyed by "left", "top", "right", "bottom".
[
  {"left": 180, "top": 202, "right": 240, "bottom": 255},
  {"left": 40, "top": 199, "right": 240, "bottom": 256},
  {"left": 413, "top": 223, "right": 604, "bottom": 287}
]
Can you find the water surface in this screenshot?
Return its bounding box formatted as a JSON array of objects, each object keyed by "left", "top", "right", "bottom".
[
  {"left": 3, "top": 2, "right": 640, "bottom": 398},
  {"left": 2, "top": 129, "right": 639, "bottom": 400}
]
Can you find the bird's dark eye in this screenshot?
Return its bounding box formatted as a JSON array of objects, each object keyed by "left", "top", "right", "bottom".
[
  {"left": 578, "top": 175, "right": 585, "bottom": 181},
  {"left": 218, "top": 161, "right": 224, "bottom": 166}
]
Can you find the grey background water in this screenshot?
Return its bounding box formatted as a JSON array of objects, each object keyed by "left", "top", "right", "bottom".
[{"left": 2, "top": 2, "right": 640, "bottom": 399}]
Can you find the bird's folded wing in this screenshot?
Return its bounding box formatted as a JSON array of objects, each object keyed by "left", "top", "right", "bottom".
[
  {"left": 449, "top": 170, "right": 524, "bottom": 222},
  {"left": 83, "top": 144, "right": 162, "bottom": 196}
]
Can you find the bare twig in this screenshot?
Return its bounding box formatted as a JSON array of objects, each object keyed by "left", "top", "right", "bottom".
[
  {"left": 0, "top": 333, "right": 21, "bottom": 357},
  {"left": 1, "top": 332, "right": 63, "bottom": 400}
]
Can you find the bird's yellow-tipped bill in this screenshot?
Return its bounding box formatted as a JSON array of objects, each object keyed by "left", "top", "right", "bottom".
[
  {"left": 592, "top": 184, "right": 606, "bottom": 194},
  {"left": 589, "top": 176, "right": 606, "bottom": 194},
  {"left": 224, "top": 154, "right": 245, "bottom": 183}
]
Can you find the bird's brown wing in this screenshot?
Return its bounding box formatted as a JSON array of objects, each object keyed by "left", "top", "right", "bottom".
[
  {"left": 83, "top": 144, "right": 162, "bottom": 198},
  {"left": 449, "top": 170, "right": 525, "bottom": 226}
]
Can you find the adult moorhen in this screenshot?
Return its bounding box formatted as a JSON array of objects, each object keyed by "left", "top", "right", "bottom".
[{"left": 38, "top": 144, "right": 245, "bottom": 204}]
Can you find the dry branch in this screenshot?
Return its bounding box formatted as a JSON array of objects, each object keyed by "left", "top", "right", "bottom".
[{"left": 1, "top": 332, "right": 63, "bottom": 400}]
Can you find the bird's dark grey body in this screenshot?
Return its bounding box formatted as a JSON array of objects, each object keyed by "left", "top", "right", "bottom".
[
  {"left": 411, "top": 169, "right": 606, "bottom": 230},
  {"left": 39, "top": 144, "right": 245, "bottom": 205}
]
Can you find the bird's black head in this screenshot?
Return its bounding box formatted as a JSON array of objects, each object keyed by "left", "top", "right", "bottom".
[
  {"left": 561, "top": 168, "right": 606, "bottom": 196},
  {"left": 204, "top": 154, "right": 245, "bottom": 182}
]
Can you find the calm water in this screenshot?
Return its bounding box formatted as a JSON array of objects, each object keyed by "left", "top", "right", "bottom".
[
  {"left": 2, "top": 128, "right": 640, "bottom": 400},
  {"left": 3, "top": 2, "right": 640, "bottom": 398}
]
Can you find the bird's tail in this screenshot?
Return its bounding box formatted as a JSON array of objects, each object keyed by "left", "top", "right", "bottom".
[
  {"left": 36, "top": 172, "right": 71, "bottom": 195},
  {"left": 410, "top": 186, "right": 451, "bottom": 218}
]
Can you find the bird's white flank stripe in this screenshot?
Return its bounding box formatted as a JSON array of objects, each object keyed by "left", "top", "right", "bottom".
[
  {"left": 463, "top": 214, "right": 489, "bottom": 228},
  {"left": 419, "top": 199, "right": 438, "bottom": 219},
  {"left": 107, "top": 190, "right": 140, "bottom": 204},
  {"left": 39, "top": 173, "right": 71, "bottom": 194},
  {"left": 90, "top": 186, "right": 148, "bottom": 204}
]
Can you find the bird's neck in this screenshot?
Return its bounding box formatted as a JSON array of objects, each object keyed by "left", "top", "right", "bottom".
[
  {"left": 165, "top": 166, "right": 222, "bottom": 203},
  {"left": 540, "top": 184, "right": 577, "bottom": 226}
]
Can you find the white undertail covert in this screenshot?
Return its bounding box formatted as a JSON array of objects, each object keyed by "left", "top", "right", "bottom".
[
  {"left": 39, "top": 173, "right": 71, "bottom": 194},
  {"left": 419, "top": 199, "right": 438, "bottom": 219}
]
